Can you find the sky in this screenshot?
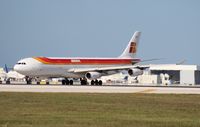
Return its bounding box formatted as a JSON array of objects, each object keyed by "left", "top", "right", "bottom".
[{"left": 0, "top": 0, "right": 200, "bottom": 67}]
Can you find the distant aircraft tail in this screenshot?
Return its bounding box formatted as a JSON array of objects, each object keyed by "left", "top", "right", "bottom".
[
  {"left": 4, "top": 64, "right": 9, "bottom": 73},
  {"left": 119, "top": 31, "right": 141, "bottom": 58}
]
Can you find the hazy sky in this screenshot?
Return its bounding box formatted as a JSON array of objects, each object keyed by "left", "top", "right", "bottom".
[{"left": 0, "top": 0, "right": 200, "bottom": 67}]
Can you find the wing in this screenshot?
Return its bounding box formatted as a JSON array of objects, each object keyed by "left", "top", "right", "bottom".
[{"left": 68, "top": 65, "right": 149, "bottom": 73}]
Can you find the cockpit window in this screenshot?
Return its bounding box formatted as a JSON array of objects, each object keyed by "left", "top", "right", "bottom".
[{"left": 17, "top": 62, "right": 26, "bottom": 65}]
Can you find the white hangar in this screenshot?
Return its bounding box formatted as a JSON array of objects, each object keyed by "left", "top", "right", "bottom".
[{"left": 145, "top": 64, "right": 200, "bottom": 85}]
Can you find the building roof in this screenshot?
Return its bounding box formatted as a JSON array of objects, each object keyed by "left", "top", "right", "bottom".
[{"left": 148, "top": 64, "right": 200, "bottom": 71}]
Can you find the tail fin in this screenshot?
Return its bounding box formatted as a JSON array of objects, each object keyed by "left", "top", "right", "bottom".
[
  {"left": 119, "top": 31, "right": 141, "bottom": 58},
  {"left": 4, "top": 64, "right": 9, "bottom": 73}
]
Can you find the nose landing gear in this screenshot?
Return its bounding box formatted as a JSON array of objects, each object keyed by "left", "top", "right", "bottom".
[{"left": 25, "top": 76, "right": 32, "bottom": 84}]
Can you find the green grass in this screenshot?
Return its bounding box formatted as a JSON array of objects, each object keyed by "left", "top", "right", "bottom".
[{"left": 0, "top": 93, "right": 200, "bottom": 127}]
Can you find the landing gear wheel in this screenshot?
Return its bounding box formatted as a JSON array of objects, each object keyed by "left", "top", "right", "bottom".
[
  {"left": 25, "top": 76, "right": 32, "bottom": 85},
  {"left": 95, "top": 80, "right": 99, "bottom": 85},
  {"left": 81, "top": 80, "right": 84, "bottom": 85},
  {"left": 66, "top": 79, "right": 70, "bottom": 85},
  {"left": 6, "top": 79, "right": 11, "bottom": 84},
  {"left": 62, "top": 79, "right": 72, "bottom": 85},
  {"left": 98, "top": 80, "right": 103, "bottom": 86},
  {"left": 69, "top": 80, "right": 73, "bottom": 85},
  {"left": 62, "top": 80, "right": 66, "bottom": 85},
  {"left": 27, "top": 80, "right": 32, "bottom": 84},
  {"left": 91, "top": 80, "right": 95, "bottom": 85},
  {"left": 81, "top": 79, "right": 87, "bottom": 85},
  {"left": 37, "top": 81, "right": 40, "bottom": 85}
]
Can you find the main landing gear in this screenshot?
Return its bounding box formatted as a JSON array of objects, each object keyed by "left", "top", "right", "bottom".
[
  {"left": 90, "top": 79, "right": 102, "bottom": 86},
  {"left": 80, "top": 78, "right": 102, "bottom": 86},
  {"left": 24, "top": 77, "right": 103, "bottom": 86},
  {"left": 80, "top": 78, "right": 88, "bottom": 85},
  {"left": 64, "top": 78, "right": 102, "bottom": 86},
  {"left": 62, "top": 78, "right": 73, "bottom": 85}
]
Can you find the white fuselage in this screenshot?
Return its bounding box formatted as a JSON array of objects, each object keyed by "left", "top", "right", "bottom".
[
  {"left": 14, "top": 57, "right": 138, "bottom": 78},
  {"left": 13, "top": 31, "right": 142, "bottom": 80}
]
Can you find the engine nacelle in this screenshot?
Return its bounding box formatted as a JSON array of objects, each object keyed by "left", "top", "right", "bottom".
[
  {"left": 85, "top": 72, "right": 102, "bottom": 80},
  {"left": 128, "top": 68, "right": 143, "bottom": 77}
]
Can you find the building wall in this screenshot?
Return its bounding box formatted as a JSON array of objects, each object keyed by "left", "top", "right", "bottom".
[
  {"left": 180, "top": 70, "right": 194, "bottom": 85},
  {"left": 150, "top": 70, "right": 180, "bottom": 84},
  {"left": 195, "top": 71, "right": 200, "bottom": 84}
]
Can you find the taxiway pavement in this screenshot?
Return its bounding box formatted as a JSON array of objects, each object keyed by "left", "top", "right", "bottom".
[{"left": 0, "top": 84, "right": 200, "bottom": 94}]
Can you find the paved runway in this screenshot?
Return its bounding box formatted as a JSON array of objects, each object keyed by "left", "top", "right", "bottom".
[{"left": 1, "top": 84, "right": 200, "bottom": 94}]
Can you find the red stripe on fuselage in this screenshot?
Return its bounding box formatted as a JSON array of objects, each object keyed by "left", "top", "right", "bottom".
[{"left": 34, "top": 57, "right": 140, "bottom": 65}]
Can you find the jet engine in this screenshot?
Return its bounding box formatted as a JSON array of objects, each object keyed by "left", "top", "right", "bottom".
[
  {"left": 85, "top": 72, "right": 102, "bottom": 80},
  {"left": 128, "top": 68, "right": 143, "bottom": 77}
]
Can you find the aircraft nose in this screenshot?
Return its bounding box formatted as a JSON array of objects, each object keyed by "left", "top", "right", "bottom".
[
  {"left": 14, "top": 64, "right": 28, "bottom": 75},
  {"left": 14, "top": 65, "right": 20, "bottom": 72}
]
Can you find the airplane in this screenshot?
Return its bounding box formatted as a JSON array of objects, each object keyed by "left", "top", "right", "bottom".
[
  {"left": 14, "top": 31, "right": 145, "bottom": 85},
  {"left": 0, "top": 67, "right": 7, "bottom": 83},
  {"left": 6, "top": 70, "right": 25, "bottom": 81},
  {"left": 1, "top": 64, "right": 25, "bottom": 84}
]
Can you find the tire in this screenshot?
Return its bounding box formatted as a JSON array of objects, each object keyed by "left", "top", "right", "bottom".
[
  {"left": 81, "top": 80, "right": 84, "bottom": 85},
  {"left": 6, "top": 80, "right": 10, "bottom": 84},
  {"left": 27, "top": 81, "right": 32, "bottom": 85},
  {"left": 26, "top": 77, "right": 32, "bottom": 85},
  {"left": 37, "top": 82, "right": 40, "bottom": 85},
  {"left": 91, "top": 80, "right": 94, "bottom": 85},
  {"left": 69, "top": 80, "right": 73, "bottom": 85},
  {"left": 81, "top": 80, "right": 87, "bottom": 85},
  {"left": 85, "top": 80, "right": 88, "bottom": 85},
  {"left": 98, "top": 80, "right": 103, "bottom": 86},
  {"left": 66, "top": 80, "right": 70, "bottom": 85},
  {"left": 62, "top": 80, "right": 66, "bottom": 85},
  {"left": 95, "top": 80, "right": 99, "bottom": 85}
]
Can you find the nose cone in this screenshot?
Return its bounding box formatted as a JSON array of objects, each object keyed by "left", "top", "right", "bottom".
[
  {"left": 13, "top": 64, "right": 26, "bottom": 75},
  {"left": 14, "top": 64, "right": 29, "bottom": 75},
  {"left": 14, "top": 62, "right": 30, "bottom": 75},
  {"left": 14, "top": 65, "right": 20, "bottom": 72}
]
